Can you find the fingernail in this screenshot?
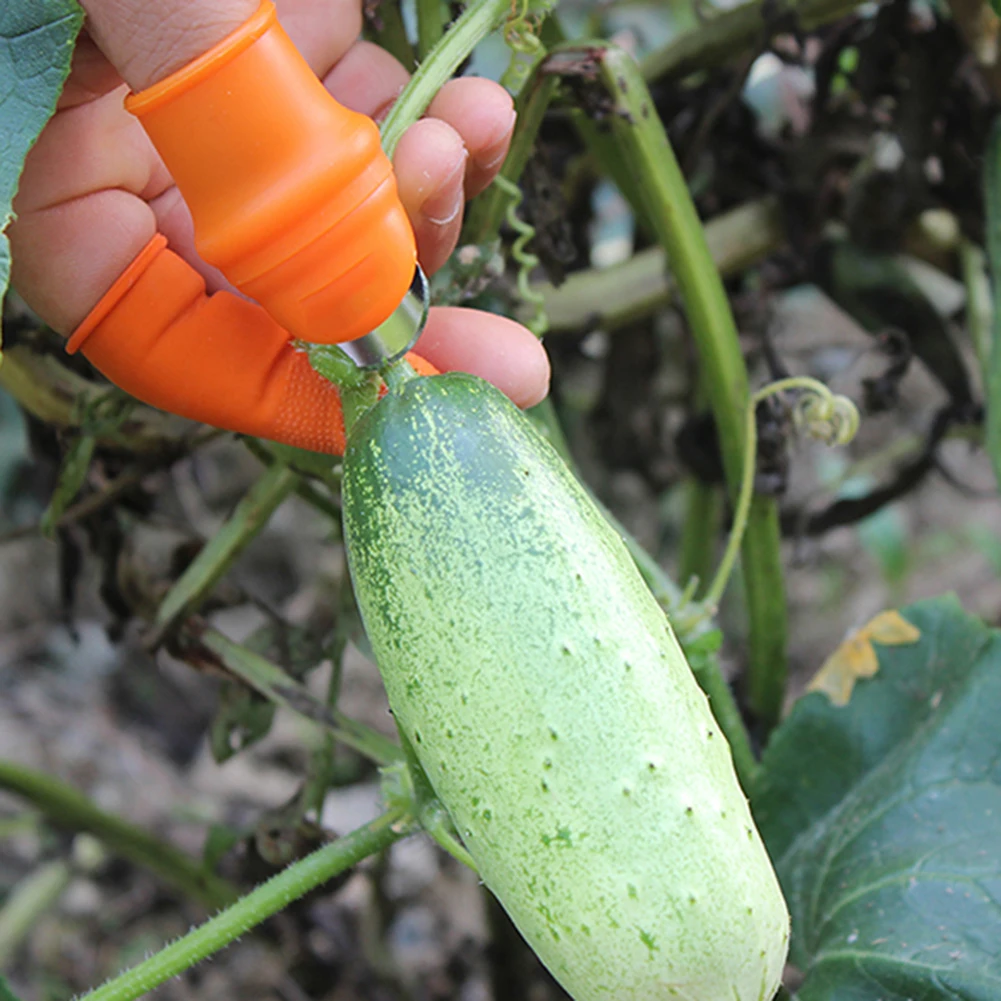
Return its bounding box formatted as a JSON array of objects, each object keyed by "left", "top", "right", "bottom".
[
  {"left": 480, "top": 108, "right": 518, "bottom": 171},
  {"left": 422, "top": 155, "right": 468, "bottom": 226}
]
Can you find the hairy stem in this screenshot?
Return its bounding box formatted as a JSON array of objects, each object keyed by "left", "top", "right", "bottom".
[
  {"left": 380, "top": 0, "right": 512, "bottom": 157},
  {"left": 79, "top": 809, "right": 412, "bottom": 1001}
]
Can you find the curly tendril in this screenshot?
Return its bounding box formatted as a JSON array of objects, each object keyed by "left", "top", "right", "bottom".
[
  {"left": 493, "top": 175, "right": 548, "bottom": 337},
  {"left": 500, "top": 0, "right": 544, "bottom": 91},
  {"left": 700, "top": 377, "right": 860, "bottom": 610},
  {"left": 791, "top": 385, "right": 860, "bottom": 446}
]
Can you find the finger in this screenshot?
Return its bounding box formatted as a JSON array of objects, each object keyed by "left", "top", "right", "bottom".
[
  {"left": 274, "top": 0, "right": 363, "bottom": 77},
  {"left": 416, "top": 308, "right": 550, "bottom": 409},
  {"left": 59, "top": 31, "right": 123, "bottom": 109},
  {"left": 426, "top": 78, "right": 516, "bottom": 197},
  {"left": 14, "top": 87, "right": 168, "bottom": 214},
  {"left": 320, "top": 39, "right": 409, "bottom": 120},
  {"left": 148, "top": 186, "right": 238, "bottom": 295},
  {"left": 80, "top": 0, "right": 259, "bottom": 91},
  {"left": 392, "top": 118, "right": 468, "bottom": 276},
  {"left": 322, "top": 44, "right": 516, "bottom": 199},
  {"left": 9, "top": 193, "right": 157, "bottom": 335},
  {"left": 9, "top": 89, "right": 169, "bottom": 333}
]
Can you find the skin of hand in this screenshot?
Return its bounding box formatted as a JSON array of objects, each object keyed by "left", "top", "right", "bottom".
[{"left": 9, "top": 0, "right": 550, "bottom": 410}]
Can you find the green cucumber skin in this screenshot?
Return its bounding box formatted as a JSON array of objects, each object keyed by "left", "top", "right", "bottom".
[{"left": 343, "top": 374, "right": 788, "bottom": 1001}]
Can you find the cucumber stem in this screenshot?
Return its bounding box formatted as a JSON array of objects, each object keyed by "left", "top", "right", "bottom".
[
  {"left": 78, "top": 808, "right": 412, "bottom": 1001},
  {"left": 381, "top": 355, "right": 418, "bottom": 392}
]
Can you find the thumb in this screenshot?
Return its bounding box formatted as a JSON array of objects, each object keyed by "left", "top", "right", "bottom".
[{"left": 80, "top": 0, "right": 259, "bottom": 91}]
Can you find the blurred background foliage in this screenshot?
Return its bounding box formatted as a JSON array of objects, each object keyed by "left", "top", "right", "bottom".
[{"left": 2, "top": 0, "right": 1001, "bottom": 997}]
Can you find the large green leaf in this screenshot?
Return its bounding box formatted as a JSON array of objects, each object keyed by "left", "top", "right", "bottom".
[
  {"left": 0, "top": 0, "right": 82, "bottom": 329},
  {"left": 753, "top": 596, "right": 1001, "bottom": 1000}
]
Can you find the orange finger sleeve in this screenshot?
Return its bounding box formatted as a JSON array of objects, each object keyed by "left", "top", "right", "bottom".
[
  {"left": 67, "top": 235, "right": 436, "bottom": 455},
  {"left": 124, "top": 0, "right": 416, "bottom": 346}
]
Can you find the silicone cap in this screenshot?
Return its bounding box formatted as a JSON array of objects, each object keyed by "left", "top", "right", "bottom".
[
  {"left": 68, "top": 235, "right": 436, "bottom": 455},
  {"left": 125, "top": 0, "right": 417, "bottom": 346}
]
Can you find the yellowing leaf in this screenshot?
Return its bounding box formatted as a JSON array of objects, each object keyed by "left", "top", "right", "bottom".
[{"left": 807, "top": 610, "right": 921, "bottom": 706}]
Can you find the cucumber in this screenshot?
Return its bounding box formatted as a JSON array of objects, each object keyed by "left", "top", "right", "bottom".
[{"left": 343, "top": 373, "right": 789, "bottom": 1001}]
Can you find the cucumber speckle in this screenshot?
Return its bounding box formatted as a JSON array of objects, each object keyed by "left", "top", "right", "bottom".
[{"left": 343, "top": 373, "right": 789, "bottom": 1001}]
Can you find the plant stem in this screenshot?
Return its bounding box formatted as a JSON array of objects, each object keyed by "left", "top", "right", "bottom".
[
  {"left": 380, "top": 0, "right": 512, "bottom": 157},
  {"left": 398, "top": 734, "right": 477, "bottom": 870},
  {"left": 416, "top": 0, "right": 447, "bottom": 61},
  {"left": 961, "top": 239, "right": 993, "bottom": 378},
  {"left": 538, "top": 198, "right": 784, "bottom": 333},
  {"left": 0, "top": 760, "right": 236, "bottom": 910},
  {"left": 564, "top": 43, "right": 790, "bottom": 730},
  {"left": 148, "top": 461, "right": 299, "bottom": 646},
  {"left": 79, "top": 809, "right": 412, "bottom": 1001},
  {"left": 364, "top": 0, "right": 415, "bottom": 71},
  {"left": 677, "top": 479, "right": 722, "bottom": 595},
  {"left": 182, "top": 623, "right": 402, "bottom": 766},
  {"left": 0, "top": 346, "right": 187, "bottom": 453},
  {"left": 381, "top": 355, "right": 418, "bottom": 392},
  {"left": 982, "top": 117, "right": 1001, "bottom": 492},
  {"left": 704, "top": 377, "right": 858, "bottom": 612},
  {"left": 640, "top": 0, "right": 867, "bottom": 82},
  {"left": 688, "top": 658, "right": 759, "bottom": 789},
  {"left": 462, "top": 71, "right": 561, "bottom": 245}
]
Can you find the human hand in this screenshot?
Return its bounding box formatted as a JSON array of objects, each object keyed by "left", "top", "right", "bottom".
[{"left": 9, "top": 0, "right": 549, "bottom": 453}]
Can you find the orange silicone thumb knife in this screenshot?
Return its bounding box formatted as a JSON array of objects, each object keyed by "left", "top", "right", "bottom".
[
  {"left": 68, "top": 235, "right": 436, "bottom": 456},
  {"left": 67, "top": 0, "right": 436, "bottom": 455},
  {"left": 125, "top": 0, "right": 427, "bottom": 363}
]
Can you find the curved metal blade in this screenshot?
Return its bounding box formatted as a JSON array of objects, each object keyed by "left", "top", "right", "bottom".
[{"left": 339, "top": 266, "right": 429, "bottom": 368}]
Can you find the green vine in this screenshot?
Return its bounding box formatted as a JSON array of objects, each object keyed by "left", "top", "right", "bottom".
[
  {"left": 78, "top": 808, "right": 413, "bottom": 1001},
  {"left": 501, "top": 0, "right": 546, "bottom": 91},
  {"left": 703, "top": 378, "right": 860, "bottom": 610},
  {"left": 493, "top": 175, "right": 548, "bottom": 336}
]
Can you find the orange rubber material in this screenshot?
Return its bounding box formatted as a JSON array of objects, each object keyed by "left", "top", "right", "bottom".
[
  {"left": 68, "top": 235, "right": 436, "bottom": 455},
  {"left": 124, "top": 0, "right": 416, "bottom": 346}
]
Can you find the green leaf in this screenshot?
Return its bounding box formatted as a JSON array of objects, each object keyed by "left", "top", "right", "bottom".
[
  {"left": 209, "top": 680, "right": 277, "bottom": 763},
  {"left": 753, "top": 596, "right": 1001, "bottom": 999},
  {"left": 0, "top": 0, "right": 83, "bottom": 336}
]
